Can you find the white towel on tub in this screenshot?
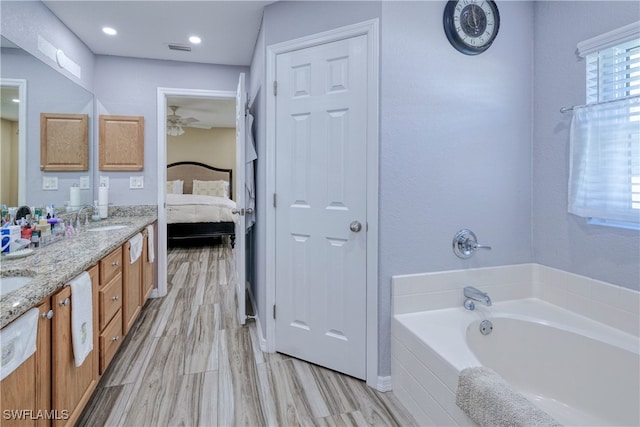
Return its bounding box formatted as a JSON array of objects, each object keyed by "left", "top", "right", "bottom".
[
  {"left": 0, "top": 308, "right": 39, "bottom": 381},
  {"left": 69, "top": 271, "right": 93, "bottom": 367},
  {"left": 146, "top": 225, "right": 154, "bottom": 263},
  {"left": 129, "top": 233, "right": 143, "bottom": 264}
]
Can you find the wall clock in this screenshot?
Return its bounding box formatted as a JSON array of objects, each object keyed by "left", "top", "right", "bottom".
[{"left": 443, "top": 0, "right": 500, "bottom": 55}]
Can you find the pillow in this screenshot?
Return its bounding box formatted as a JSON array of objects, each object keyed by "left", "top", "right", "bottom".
[
  {"left": 166, "top": 180, "right": 183, "bottom": 194},
  {"left": 192, "top": 179, "right": 229, "bottom": 198}
]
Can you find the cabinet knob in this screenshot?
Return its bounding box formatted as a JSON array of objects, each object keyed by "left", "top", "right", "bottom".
[
  {"left": 112, "top": 335, "right": 120, "bottom": 342},
  {"left": 112, "top": 295, "right": 119, "bottom": 301},
  {"left": 111, "top": 261, "right": 119, "bottom": 267},
  {"left": 41, "top": 309, "right": 54, "bottom": 320},
  {"left": 59, "top": 298, "right": 70, "bottom": 307}
]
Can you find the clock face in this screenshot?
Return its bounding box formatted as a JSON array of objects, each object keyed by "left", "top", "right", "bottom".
[{"left": 443, "top": 0, "right": 500, "bottom": 55}]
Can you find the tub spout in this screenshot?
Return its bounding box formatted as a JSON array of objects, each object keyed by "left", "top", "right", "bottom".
[{"left": 463, "top": 286, "right": 492, "bottom": 309}]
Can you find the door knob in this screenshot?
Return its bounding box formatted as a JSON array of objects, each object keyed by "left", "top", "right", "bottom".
[{"left": 350, "top": 221, "right": 362, "bottom": 232}]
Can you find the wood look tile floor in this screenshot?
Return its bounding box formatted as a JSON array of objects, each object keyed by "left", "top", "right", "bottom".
[{"left": 78, "top": 244, "right": 417, "bottom": 427}]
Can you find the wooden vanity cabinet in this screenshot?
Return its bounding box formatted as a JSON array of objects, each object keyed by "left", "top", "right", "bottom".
[
  {"left": 0, "top": 299, "right": 51, "bottom": 427},
  {"left": 98, "top": 247, "right": 123, "bottom": 375},
  {"left": 51, "top": 264, "right": 99, "bottom": 427},
  {"left": 122, "top": 241, "right": 142, "bottom": 335}
]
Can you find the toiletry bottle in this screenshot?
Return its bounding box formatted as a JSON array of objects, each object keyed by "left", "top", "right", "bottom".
[{"left": 31, "top": 230, "right": 40, "bottom": 248}]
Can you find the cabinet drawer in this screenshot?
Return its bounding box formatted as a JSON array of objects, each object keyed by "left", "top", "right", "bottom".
[
  {"left": 99, "top": 310, "right": 122, "bottom": 374},
  {"left": 100, "top": 247, "right": 122, "bottom": 285},
  {"left": 99, "top": 273, "right": 122, "bottom": 330}
]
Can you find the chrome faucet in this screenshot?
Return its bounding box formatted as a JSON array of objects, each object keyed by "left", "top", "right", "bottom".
[
  {"left": 463, "top": 286, "right": 492, "bottom": 310},
  {"left": 75, "top": 204, "right": 94, "bottom": 228}
]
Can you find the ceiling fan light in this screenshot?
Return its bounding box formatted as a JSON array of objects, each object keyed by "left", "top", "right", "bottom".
[{"left": 167, "top": 124, "right": 184, "bottom": 136}]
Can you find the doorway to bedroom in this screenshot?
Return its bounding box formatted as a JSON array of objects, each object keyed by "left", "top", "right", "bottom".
[{"left": 156, "top": 78, "right": 253, "bottom": 327}]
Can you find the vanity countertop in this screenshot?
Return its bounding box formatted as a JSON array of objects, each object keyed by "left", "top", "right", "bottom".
[{"left": 0, "top": 214, "right": 157, "bottom": 329}]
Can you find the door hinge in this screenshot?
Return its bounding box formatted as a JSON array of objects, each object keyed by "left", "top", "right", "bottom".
[
  {"left": 273, "top": 193, "right": 277, "bottom": 208},
  {"left": 273, "top": 80, "right": 277, "bottom": 96},
  {"left": 273, "top": 304, "right": 276, "bottom": 319}
]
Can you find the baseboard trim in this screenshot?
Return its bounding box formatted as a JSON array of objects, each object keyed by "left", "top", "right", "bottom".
[
  {"left": 247, "top": 286, "right": 268, "bottom": 352},
  {"left": 376, "top": 375, "right": 392, "bottom": 392}
]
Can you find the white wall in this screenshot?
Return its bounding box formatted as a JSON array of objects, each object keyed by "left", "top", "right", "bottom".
[{"left": 532, "top": 1, "right": 640, "bottom": 291}]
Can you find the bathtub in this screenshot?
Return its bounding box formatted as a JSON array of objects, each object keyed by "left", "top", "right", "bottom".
[{"left": 391, "top": 298, "right": 640, "bottom": 426}]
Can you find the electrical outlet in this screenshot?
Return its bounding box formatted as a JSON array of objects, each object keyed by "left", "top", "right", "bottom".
[
  {"left": 42, "top": 176, "right": 58, "bottom": 190},
  {"left": 79, "top": 176, "right": 90, "bottom": 189},
  {"left": 129, "top": 176, "right": 144, "bottom": 189},
  {"left": 99, "top": 176, "right": 109, "bottom": 188}
]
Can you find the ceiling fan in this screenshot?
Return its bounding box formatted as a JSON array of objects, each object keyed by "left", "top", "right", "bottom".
[{"left": 167, "top": 105, "right": 198, "bottom": 136}]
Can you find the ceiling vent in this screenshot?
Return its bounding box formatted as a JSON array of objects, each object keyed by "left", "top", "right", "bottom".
[{"left": 168, "top": 44, "right": 191, "bottom": 52}]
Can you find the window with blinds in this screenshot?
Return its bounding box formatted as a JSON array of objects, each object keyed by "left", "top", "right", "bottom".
[{"left": 568, "top": 24, "right": 640, "bottom": 229}]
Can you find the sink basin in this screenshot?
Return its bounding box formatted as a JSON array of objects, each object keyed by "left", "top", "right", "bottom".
[
  {"left": 88, "top": 225, "right": 129, "bottom": 232},
  {"left": 0, "top": 276, "right": 33, "bottom": 297}
]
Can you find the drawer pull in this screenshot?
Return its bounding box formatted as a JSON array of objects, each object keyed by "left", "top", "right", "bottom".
[
  {"left": 111, "top": 295, "right": 120, "bottom": 301},
  {"left": 59, "top": 298, "right": 70, "bottom": 307},
  {"left": 111, "top": 261, "right": 120, "bottom": 267},
  {"left": 112, "top": 336, "right": 120, "bottom": 342},
  {"left": 41, "top": 310, "right": 54, "bottom": 320}
]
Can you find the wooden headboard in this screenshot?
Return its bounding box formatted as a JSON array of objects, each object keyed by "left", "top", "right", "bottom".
[{"left": 167, "top": 161, "right": 233, "bottom": 198}]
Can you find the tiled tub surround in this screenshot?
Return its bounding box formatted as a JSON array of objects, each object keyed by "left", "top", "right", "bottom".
[
  {"left": 0, "top": 206, "right": 157, "bottom": 328},
  {"left": 391, "top": 264, "right": 640, "bottom": 426}
]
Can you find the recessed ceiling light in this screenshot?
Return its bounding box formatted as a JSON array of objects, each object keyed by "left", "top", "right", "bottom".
[
  {"left": 102, "top": 27, "right": 117, "bottom": 36},
  {"left": 189, "top": 36, "right": 201, "bottom": 44}
]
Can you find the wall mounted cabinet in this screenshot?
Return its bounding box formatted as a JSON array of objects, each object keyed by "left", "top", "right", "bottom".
[
  {"left": 40, "top": 113, "right": 89, "bottom": 171},
  {"left": 99, "top": 115, "right": 144, "bottom": 171}
]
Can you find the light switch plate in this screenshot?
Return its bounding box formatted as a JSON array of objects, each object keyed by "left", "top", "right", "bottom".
[
  {"left": 42, "top": 176, "right": 58, "bottom": 190},
  {"left": 99, "top": 176, "right": 109, "bottom": 188},
  {"left": 129, "top": 176, "right": 144, "bottom": 189},
  {"left": 79, "top": 176, "right": 90, "bottom": 189}
]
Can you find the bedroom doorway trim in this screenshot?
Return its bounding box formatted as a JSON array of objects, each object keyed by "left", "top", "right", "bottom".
[{"left": 155, "top": 87, "right": 236, "bottom": 299}]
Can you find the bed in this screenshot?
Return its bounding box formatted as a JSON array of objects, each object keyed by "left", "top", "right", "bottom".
[{"left": 166, "top": 161, "right": 237, "bottom": 247}]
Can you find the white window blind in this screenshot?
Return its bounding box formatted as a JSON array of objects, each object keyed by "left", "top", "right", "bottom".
[{"left": 568, "top": 24, "right": 640, "bottom": 226}]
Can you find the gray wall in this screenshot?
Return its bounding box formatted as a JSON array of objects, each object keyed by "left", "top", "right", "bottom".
[
  {"left": 93, "top": 55, "right": 248, "bottom": 206},
  {"left": 379, "top": 1, "right": 534, "bottom": 376},
  {"left": 532, "top": 1, "right": 640, "bottom": 291},
  {"left": 0, "top": 0, "right": 95, "bottom": 91}
]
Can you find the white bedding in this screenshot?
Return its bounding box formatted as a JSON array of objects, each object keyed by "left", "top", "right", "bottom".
[{"left": 166, "top": 193, "right": 237, "bottom": 224}]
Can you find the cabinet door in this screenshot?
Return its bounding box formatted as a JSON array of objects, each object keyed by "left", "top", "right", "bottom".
[
  {"left": 0, "top": 299, "right": 51, "bottom": 427},
  {"left": 40, "top": 113, "right": 89, "bottom": 171},
  {"left": 52, "top": 265, "right": 99, "bottom": 427},
  {"left": 99, "top": 115, "right": 144, "bottom": 171},
  {"left": 122, "top": 242, "right": 142, "bottom": 335}
]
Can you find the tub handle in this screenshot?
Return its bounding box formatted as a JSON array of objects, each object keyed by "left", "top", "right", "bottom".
[{"left": 453, "top": 229, "right": 492, "bottom": 259}]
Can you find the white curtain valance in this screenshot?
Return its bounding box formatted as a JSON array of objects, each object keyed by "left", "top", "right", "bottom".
[{"left": 568, "top": 96, "right": 640, "bottom": 223}]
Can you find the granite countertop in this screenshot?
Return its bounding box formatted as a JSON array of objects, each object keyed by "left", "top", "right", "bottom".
[{"left": 0, "top": 211, "right": 157, "bottom": 329}]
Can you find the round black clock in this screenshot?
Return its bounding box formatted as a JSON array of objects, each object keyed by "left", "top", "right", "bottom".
[{"left": 443, "top": 0, "right": 500, "bottom": 55}]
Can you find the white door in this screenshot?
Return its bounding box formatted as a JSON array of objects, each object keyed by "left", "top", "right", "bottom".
[
  {"left": 275, "top": 35, "right": 368, "bottom": 379},
  {"left": 235, "top": 73, "right": 247, "bottom": 325}
]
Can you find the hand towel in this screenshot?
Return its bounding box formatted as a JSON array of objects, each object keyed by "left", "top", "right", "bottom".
[
  {"left": 146, "top": 225, "right": 154, "bottom": 263},
  {"left": 0, "top": 308, "right": 39, "bottom": 381},
  {"left": 69, "top": 271, "right": 93, "bottom": 367},
  {"left": 129, "top": 233, "right": 143, "bottom": 264},
  {"left": 456, "top": 366, "right": 562, "bottom": 427}
]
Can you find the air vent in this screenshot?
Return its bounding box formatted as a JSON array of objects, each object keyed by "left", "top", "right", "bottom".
[{"left": 168, "top": 44, "right": 191, "bottom": 52}]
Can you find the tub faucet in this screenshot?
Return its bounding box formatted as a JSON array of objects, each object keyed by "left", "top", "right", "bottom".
[{"left": 463, "top": 286, "right": 492, "bottom": 310}]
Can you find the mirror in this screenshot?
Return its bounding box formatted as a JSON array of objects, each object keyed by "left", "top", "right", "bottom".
[{"left": 0, "top": 36, "right": 94, "bottom": 211}]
